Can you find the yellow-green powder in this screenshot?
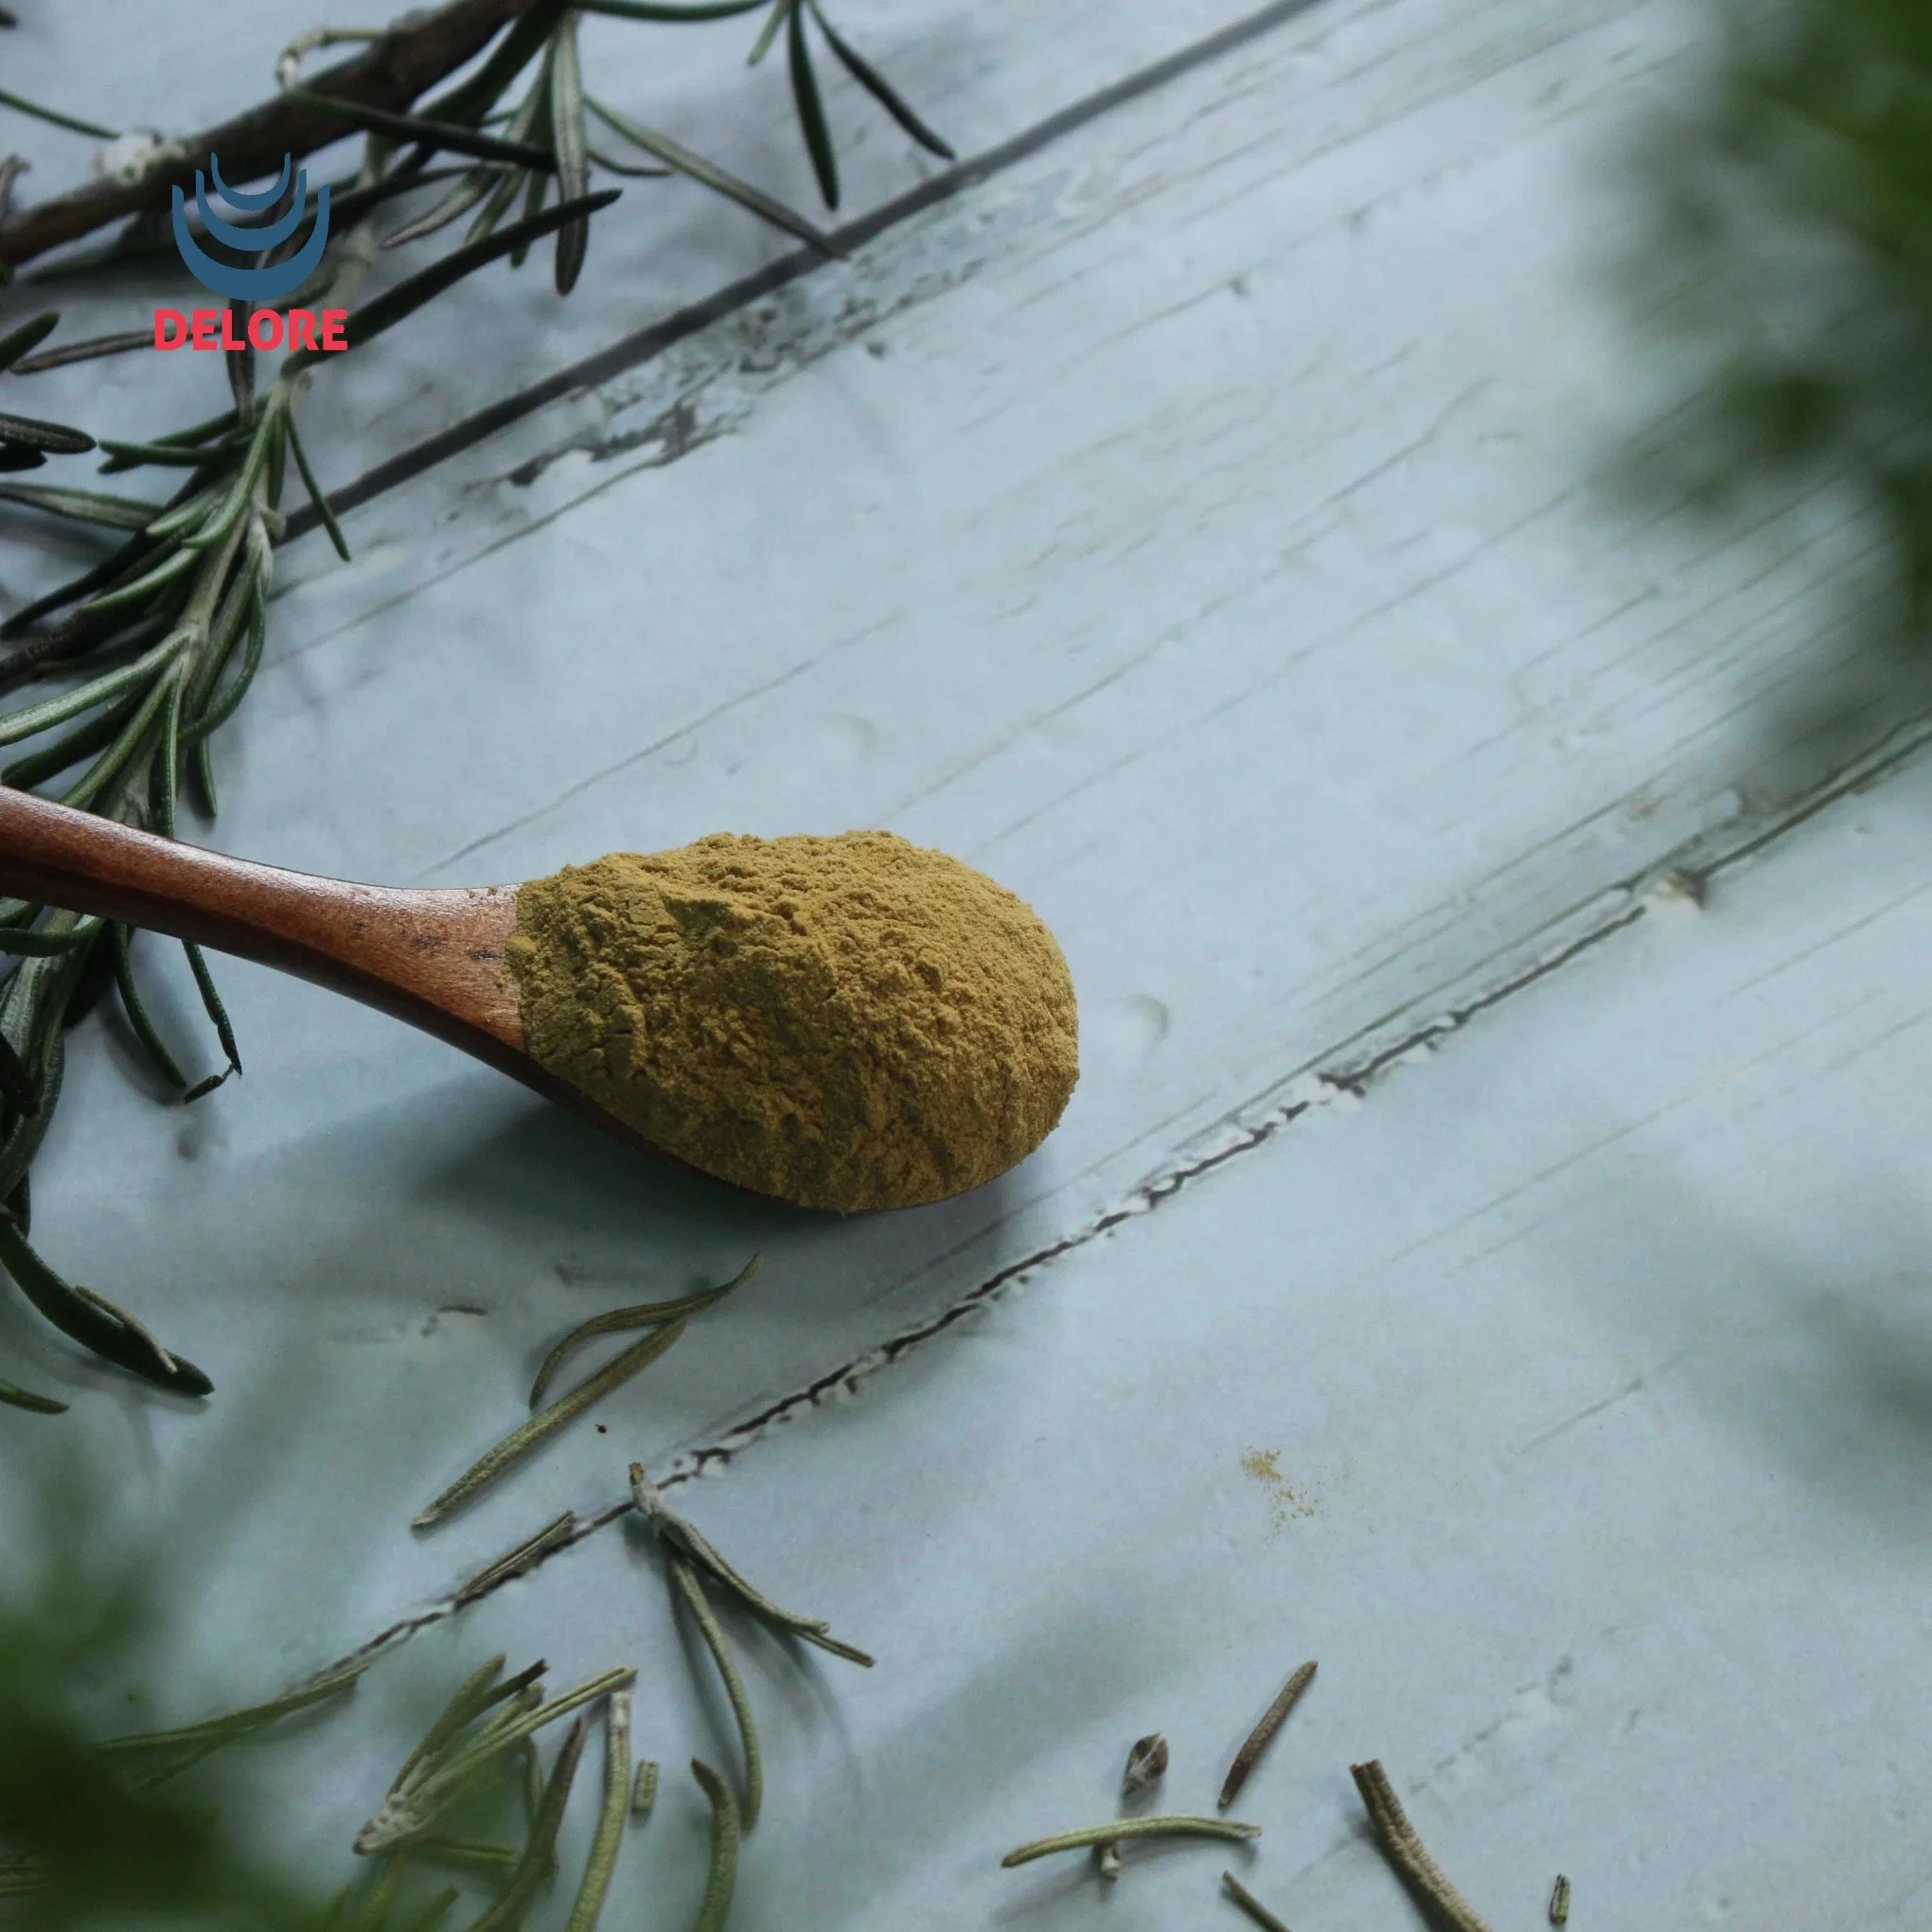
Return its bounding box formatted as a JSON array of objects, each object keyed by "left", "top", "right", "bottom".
[{"left": 505, "top": 831, "right": 1079, "bottom": 1212}]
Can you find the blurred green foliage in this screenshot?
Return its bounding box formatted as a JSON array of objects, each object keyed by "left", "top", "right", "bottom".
[
  {"left": 0, "top": 1481, "right": 325, "bottom": 1930},
  {"left": 1627, "top": 0, "right": 1932, "bottom": 653}
]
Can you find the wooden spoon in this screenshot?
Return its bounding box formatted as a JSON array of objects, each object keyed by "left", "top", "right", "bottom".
[{"left": 0, "top": 787, "right": 672, "bottom": 1163}]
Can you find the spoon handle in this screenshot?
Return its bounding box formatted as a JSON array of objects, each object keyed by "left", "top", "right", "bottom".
[
  {"left": 0, "top": 787, "right": 523, "bottom": 1052},
  {"left": 0, "top": 786, "right": 343, "bottom": 953}
]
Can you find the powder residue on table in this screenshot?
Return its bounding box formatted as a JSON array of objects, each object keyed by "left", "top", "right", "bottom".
[{"left": 506, "top": 831, "right": 1079, "bottom": 1213}]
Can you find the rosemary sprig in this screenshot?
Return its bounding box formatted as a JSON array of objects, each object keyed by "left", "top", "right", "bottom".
[{"left": 1000, "top": 1815, "right": 1261, "bottom": 1869}]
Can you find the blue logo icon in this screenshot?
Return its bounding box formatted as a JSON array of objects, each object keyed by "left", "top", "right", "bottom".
[{"left": 172, "top": 153, "right": 331, "bottom": 301}]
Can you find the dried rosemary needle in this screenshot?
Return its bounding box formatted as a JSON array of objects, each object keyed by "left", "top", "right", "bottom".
[
  {"left": 1349, "top": 1759, "right": 1494, "bottom": 1932},
  {"left": 1000, "top": 1815, "right": 1259, "bottom": 1869},
  {"left": 1220, "top": 1658, "right": 1316, "bottom": 1809}
]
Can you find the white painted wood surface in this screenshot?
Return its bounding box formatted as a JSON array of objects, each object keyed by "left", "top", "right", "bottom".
[{"left": 5, "top": 0, "right": 1930, "bottom": 1924}]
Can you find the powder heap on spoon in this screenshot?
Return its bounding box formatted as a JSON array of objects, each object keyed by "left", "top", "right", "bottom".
[{"left": 505, "top": 831, "right": 1079, "bottom": 1213}]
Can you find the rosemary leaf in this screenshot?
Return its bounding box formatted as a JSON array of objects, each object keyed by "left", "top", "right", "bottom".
[
  {"left": 103, "top": 1653, "right": 375, "bottom": 1764},
  {"left": 746, "top": 0, "right": 786, "bottom": 66},
  {"left": 408, "top": 1835, "right": 519, "bottom": 1870},
  {"left": 805, "top": 2, "right": 954, "bottom": 158},
  {"left": 285, "top": 90, "right": 558, "bottom": 171},
  {"left": 466, "top": 166, "right": 527, "bottom": 248},
  {"left": 584, "top": 145, "right": 670, "bottom": 177},
  {"left": 182, "top": 942, "right": 243, "bottom": 1087},
  {"left": 530, "top": 1254, "right": 756, "bottom": 1407},
  {"left": 400, "top": 1888, "right": 459, "bottom": 1932},
  {"left": 1222, "top": 1870, "right": 1295, "bottom": 1932},
  {"left": 10, "top": 328, "right": 153, "bottom": 374},
  {"left": 0, "top": 1208, "right": 210, "bottom": 1395},
  {"left": 0, "top": 637, "right": 177, "bottom": 749},
  {"left": 0, "top": 411, "right": 95, "bottom": 455},
  {"left": 0, "top": 447, "right": 46, "bottom": 473},
  {"left": 1349, "top": 1760, "right": 1494, "bottom": 1932},
  {"left": 631, "top": 1760, "right": 658, "bottom": 1816},
  {"left": 382, "top": 168, "right": 505, "bottom": 249},
  {"left": 1220, "top": 1660, "right": 1316, "bottom": 1810},
  {"left": 111, "top": 924, "right": 188, "bottom": 1092},
  {"left": 454, "top": 1509, "right": 576, "bottom": 1603},
  {"left": 283, "top": 411, "right": 351, "bottom": 560},
  {"left": 671, "top": 1558, "right": 761, "bottom": 1828},
  {"left": 386, "top": 1655, "right": 517, "bottom": 1798},
  {"left": 629, "top": 1459, "right": 873, "bottom": 1666},
  {"left": 0, "top": 84, "right": 118, "bottom": 142},
  {"left": 786, "top": 0, "right": 839, "bottom": 208},
  {"left": 584, "top": 98, "right": 836, "bottom": 254},
  {"left": 62, "top": 665, "right": 180, "bottom": 813},
  {"left": 294, "top": 188, "right": 621, "bottom": 371},
  {"left": 577, "top": 0, "right": 767, "bottom": 16},
  {"left": 0, "top": 922, "right": 101, "bottom": 956},
  {"left": 184, "top": 579, "right": 267, "bottom": 744},
  {"left": 563, "top": 1688, "right": 631, "bottom": 1932},
  {"left": 0, "top": 1377, "right": 65, "bottom": 1414},
  {"left": 550, "top": 11, "right": 592, "bottom": 294},
  {"left": 465, "top": 1717, "right": 588, "bottom": 1932},
  {"left": 689, "top": 1761, "right": 740, "bottom": 1932},
  {"left": 413, "top": 1318, "right": 688, "bottom": 1528},
  {"left": 422, "top": 1, "right": 569, "bottom": 129},
  {"left": 0, "top": 310, "right": 59, "bottom": 373},
  {"left": 0, "top": 481, "right": 162, "bottom": 531},
  {"left": 1000, "top": 1816, "right": 1261, "bottom": 1868},
  {"left": 97, "top": 434, "right": 250, "bottom": 471},
  {"left": 73, "top": 543, "right": 196, "bottom": 619},
  {"left": 359, "top": 1667, "right": 631, "bottom": 1853}
]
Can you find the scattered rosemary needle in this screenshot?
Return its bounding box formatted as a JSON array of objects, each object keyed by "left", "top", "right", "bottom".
[
  {"left": 670, "top": 1555, "right": 763, "bottom": 1829},
  {"left": 563, "top": 1688, "right": 632, "bottom": 1932},
  {"left": 1349, "top": 1760, "right": 1495, "bottom": 1932},
  {"left": 1220, "top": 1659, "right": 1316, "bottom": 1809},
  {"left": 1550, "top": 1871, "right": 1571, "bottom": 1924},
  {"left": 466, "top": 1714, "right": 590, "bottom": 1932},
  {"left": 409, "top": 1835, "right": 519, "bottom": 1870},
  {"left": 632, "top": 1760, "right": 660, "bottom": 1817},
  {"left": 413, "top": 1320, "right": 689, "bottom": 1527},
  {"left": 529, "top": 1255, "right": 757, "bottom": 1408},
  {"left": 99, "top": 1649, "right": 377, "bottom": 1782},
  {"left": 1222, "top": 1870, "right": 1295, "bottom": 1932},
  {"left": 1000, "top": 1816, "right": 1260, "bottom": 1869},
  {"left": 454, "top": 1509, "right": 576, "bottom": 1603},
  {"left": 689, "top": 1760, "right": 741, "bottom": 1932}
]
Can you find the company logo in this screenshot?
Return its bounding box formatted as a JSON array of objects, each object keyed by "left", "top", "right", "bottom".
[{"left": 156, "top": 152, "right": 347, "bottom": 354}]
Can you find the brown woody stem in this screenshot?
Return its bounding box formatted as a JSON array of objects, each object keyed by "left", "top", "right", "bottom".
[{"left": 0, "top": 0, "right": 538, "bottom": 272}]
